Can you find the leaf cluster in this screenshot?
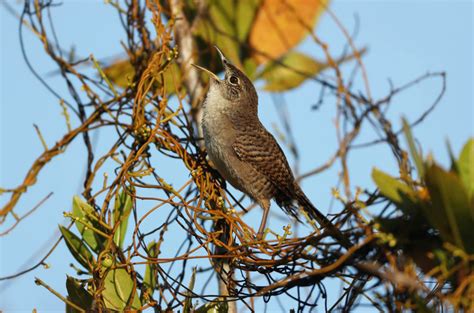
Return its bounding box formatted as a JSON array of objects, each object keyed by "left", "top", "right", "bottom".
[{"left": 373, "top": 121, "right": 474, "bottom": 310}]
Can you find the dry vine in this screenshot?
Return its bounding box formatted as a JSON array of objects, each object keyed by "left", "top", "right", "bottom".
[{"left": 2, "top": 1, "right": 466, "bottom": 312}]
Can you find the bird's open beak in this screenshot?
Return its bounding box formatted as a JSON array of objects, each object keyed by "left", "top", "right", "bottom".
[
  {"left": 191, "top": 63, "right": 220, "bottom": 81},
  {"left": 191, "top": 46, "right": 229, "bottom": 81}
]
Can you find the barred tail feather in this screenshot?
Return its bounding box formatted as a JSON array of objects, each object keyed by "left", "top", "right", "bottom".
[{"left": 295, "top": 190, "right": 352, "bottom": 248}]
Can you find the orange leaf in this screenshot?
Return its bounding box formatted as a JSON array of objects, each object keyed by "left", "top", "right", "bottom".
[{"left": 249, "top": 0, "right": 329, "bottom": 64}]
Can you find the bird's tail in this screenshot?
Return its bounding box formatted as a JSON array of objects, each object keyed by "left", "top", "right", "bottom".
[{"left": 295, "top": 189, "right": 352, "bottom": 248}]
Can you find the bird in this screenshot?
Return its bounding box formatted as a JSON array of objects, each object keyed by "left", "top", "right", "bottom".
[{"left": 192, "top": 46, "right": 350, "bottom": 246}]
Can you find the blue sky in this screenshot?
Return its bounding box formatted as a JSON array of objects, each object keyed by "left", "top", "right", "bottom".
[{"left": 1, "top": 0, "right": 473, "bottom": 311}]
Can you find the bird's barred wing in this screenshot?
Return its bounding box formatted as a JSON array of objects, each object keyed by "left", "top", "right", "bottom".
[
  {"left": 233, "top": 125, "right": 352, "bottom": 247},
  {"left": 232, "top": 126, "right": 296, "bottom": 195}
]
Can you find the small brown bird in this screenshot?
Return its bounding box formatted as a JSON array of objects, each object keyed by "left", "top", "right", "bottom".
[{"left": 193, "top": 47, "right": 349, "bottom": 245}]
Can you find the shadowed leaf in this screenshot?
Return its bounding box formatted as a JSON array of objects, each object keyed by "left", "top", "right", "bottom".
[
  {"left": 66, "top": 275, "right": 93, "bottom": 312},
  {"left": 425, "top": 164, "right": 474, "bottom": 253},
  {"left": 59, "top": 225, "right": 94, "bottom": 271}
]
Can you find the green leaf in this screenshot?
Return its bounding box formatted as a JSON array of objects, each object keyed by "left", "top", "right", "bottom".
[
  {"left": 425, "top": 164, "right": 474, "bottom": 253},
  {"left": 376, "top": 217, "right": 404, "bottom": 235},
  {"left": 402, "top": 118, "right": 424, "bottom": 178},
  {"left": 72, "top": 196, "right": 104, "bottom": 253},
  {"left": 236, "top": 0, "right": 261, "bottom": 42},
  {"left": 154, "top": 62, "right": 182, "bottom": 95},
  {"left": 102, "top": 58, "right": 134, "bottom": 89},
  {"left": 258, "top": 51, "right": 326, "bottom": 92},
  {"left": 113, "top": 189, "right": 133, "bottom": 248},
  {"left": 195, "top": 298, "right": 228, "bottom": 313},
  {"left": 372, "top": 168, "right": 418, "bottom": 214},
  {"left": 59, "top": 226, "right": 94, "bottom": 270},
  {"left": 103, "top": 58, "right": 181, "bottom": 95},
  {"left": 143, "top": 241, "right": 159, "bottom": 293},
  {"left": 243, "top": 58, "right": 258, "bottom": 80},
  {"left": 193, "top": 0, "right": 241, "bottom": 65},
  {"left": 66, "top": 276, "right": 93, "bottom": 312},
  {"left": 411, "top": 294, "right": 435, "bottom": 313},
  {"left": 446, "top": 140, "right": 458, "bottom": 172},
  {"left": 103, "top": 268, "right": 141, "bottom": 311},
  {"left": 183, "top": 267, "right": 197, "bottom": 313},
  {"left": 457, "top": 138, "right": 474, "bottom": 198}
]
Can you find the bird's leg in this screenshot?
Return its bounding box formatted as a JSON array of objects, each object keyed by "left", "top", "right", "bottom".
[{"left": 257, "top": 200, "right": 270, "bottom": 239}]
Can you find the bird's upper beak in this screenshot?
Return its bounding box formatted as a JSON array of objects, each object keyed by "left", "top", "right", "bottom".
[
  {"left": 213, "top": 45, "right": 228, "bottom": 66},
  {"left": 191, "top": 46, "right": 229, "bottom": 81}
]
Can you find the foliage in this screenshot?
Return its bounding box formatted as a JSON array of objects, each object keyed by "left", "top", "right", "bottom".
[
  {"left": 104, "top": 0, "right": 361, "bottom": 93},
  {"left": 373, "top": 124, "right": 474, "bottom": 309},
  {"left": 0, "top": 0, "right": 471, "bottom": 312}
]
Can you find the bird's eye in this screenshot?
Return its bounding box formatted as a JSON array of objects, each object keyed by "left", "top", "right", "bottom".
[{"left": 229, "top": 75, "right": 239, "bottom": 85}]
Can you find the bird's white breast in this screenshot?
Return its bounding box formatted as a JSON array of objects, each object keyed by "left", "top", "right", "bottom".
[
  {"left": 202, "top": 86, "right": 232, "bottom": 144},
  {"left": 201, "top": 86, "right": 243, "bottom": 189}
]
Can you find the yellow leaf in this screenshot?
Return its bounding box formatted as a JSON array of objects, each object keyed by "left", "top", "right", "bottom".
[
  {"left": 259, "top": 51, "right": 326, "bottom": 91},
  {"left": 249, "top": 0, "right": 329, "bottom": 64},
  {"left": 258, "top": 48, "right": 365, "bottom": 92}
]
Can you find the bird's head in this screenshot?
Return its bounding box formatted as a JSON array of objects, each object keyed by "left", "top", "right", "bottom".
[{"left": 192, "top": 46, "right": 258, "bottom": 111}]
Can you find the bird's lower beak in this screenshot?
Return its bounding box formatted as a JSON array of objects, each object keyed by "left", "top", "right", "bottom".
[{"left": 191, "top": 64, "right": 220, "bottom": 81}]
